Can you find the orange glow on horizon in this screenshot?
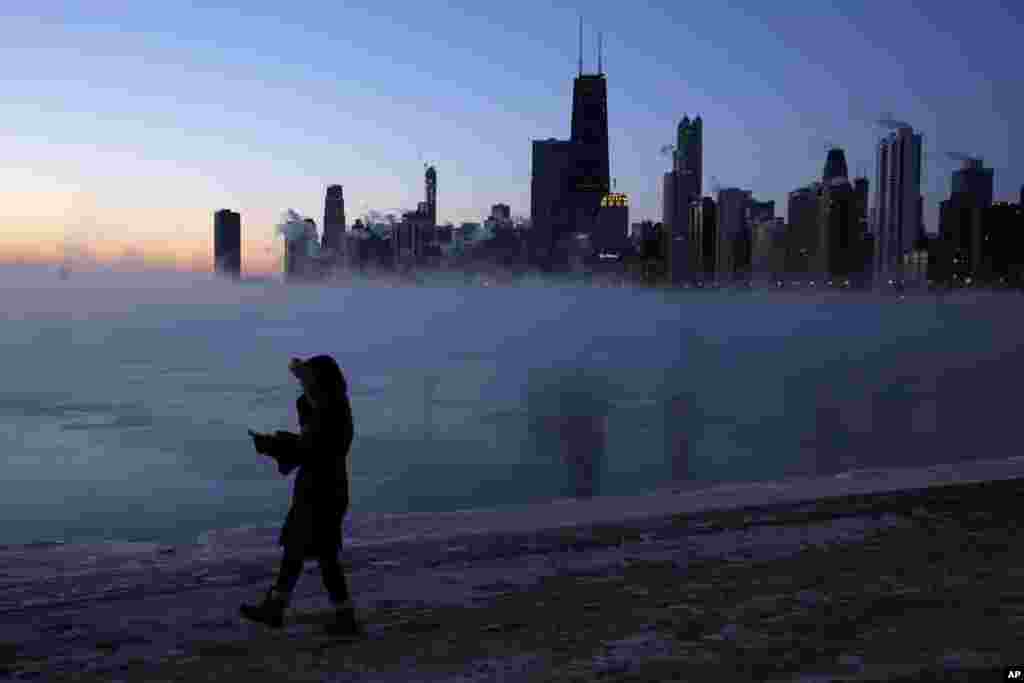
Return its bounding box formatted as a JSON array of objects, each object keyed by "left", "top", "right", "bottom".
[{"left": 0, "top": 238, "right": 280, "bottom": 275}]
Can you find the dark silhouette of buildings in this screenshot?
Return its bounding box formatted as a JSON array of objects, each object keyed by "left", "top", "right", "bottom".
[
  {"left": 932, "top": 159, "right": 1024, "bottom": 287},
  {"left": 751, "top": 216, "right": 786, "bottom": 283},
  {"left": 716, "top": 188, "right": 763, "bottom": 280},
  {"left": 394, "top": 166, "right": 440, "bottom": 270},
  {"left": 425, "top": 165, "right": 437, "bottom": 227},
  {"left": 530, "top": 139, "right": 575, "bottom": 270},
  {"left": 570, "top": 72, "right": 610, "bottom": 198},
  {"left": 284, "top": 218, "right": 321, "bottom": 281},
  {"left": 823, "top": 148, "right": 849, "bottom": 183},
  {"left": 663, "top": 115, "right": 702, "bottom": 283},
  {"left": 321, "top": 185, "right": 346, "bottom": 264},
  {"left": 786, "top": 183, "right": 822, "bottom": 276},
  {"left": 628, "top": 220, "right": 669, "bottom": 284},
  {"left": 952, "top": 158, "right": 994, "bottom": 209},
  {"left": 213, "top": 209, "right": 241, "bottom": 279},
  {"left": 529, "top": 32, "right": 610, "bottom": 273},
  {"left": 781, "top": 149, "right": 871, "bottom": 285},
  {"left": 874, "top": 125, "right": 923, "bottom": 282},
  {"left": 688, "top": 197, "right": 717, "bottom": 280},
  {"left": 593, "top": 192, "right": 629, "bottom": 251}
]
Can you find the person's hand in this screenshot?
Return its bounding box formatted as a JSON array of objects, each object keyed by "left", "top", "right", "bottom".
[{"left": 248, "top": 429, "right": 273, "bottom": 456}]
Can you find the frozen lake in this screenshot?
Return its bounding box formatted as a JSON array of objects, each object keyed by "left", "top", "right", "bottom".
[{"left": 2, "top": 264, "right": 1021, "bottom": 547}]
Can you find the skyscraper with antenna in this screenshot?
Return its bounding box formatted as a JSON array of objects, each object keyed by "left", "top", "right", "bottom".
[
  {"left": 529, "top": 18, "right": 612, "bottom": 272},
  {"left": 570, "top": 22, "right": 609, "bottom": 199}
]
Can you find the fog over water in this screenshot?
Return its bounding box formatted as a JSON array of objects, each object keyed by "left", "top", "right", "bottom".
[{"left": 1, "top": 264, "right": 1020, "bottom": 547}]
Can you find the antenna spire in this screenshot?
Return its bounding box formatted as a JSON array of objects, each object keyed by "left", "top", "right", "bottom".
[
  {"left": 598, "top": 31, "right": 603, "bottom": 74},
  {"left": 578, "top": 17, "right": 583, "bottom": 76}
]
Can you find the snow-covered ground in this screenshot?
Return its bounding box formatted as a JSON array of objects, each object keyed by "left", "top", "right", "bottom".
[{"left": 2, "top": 454, "right": 1022, "bottom": 681}]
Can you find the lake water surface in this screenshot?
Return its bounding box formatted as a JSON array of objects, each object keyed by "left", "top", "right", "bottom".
[{"left": 2, "top": 265, "right": 1020, "bottom": 546}]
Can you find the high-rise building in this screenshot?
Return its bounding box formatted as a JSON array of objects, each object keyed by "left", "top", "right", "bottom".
[
  {"left": 530, "top": 139, "right": 576, "bottom": 269},
  {"left": 751, "top": 217, "right": 786, "bottom": 283},
  {"left": 813, "top": 148, "right": 863, "bottom": 281},
  {"left": 783, "top": 150, "right": 871, "bottom": 284},
  {"left": 933, "top": 159, "right": 996, "bottom": 285},
  {"left": 321, "top": 185, "right": 346, "bottom": 270},
  {"left": 425, "top": 166, "right": 437, "bottom": 227},
  {"left": 213, "top": 209, "right": 241, "bottom": 279},
  {"left": 674, "top": 116, "right": 702, "bottom": 197},
  {"left": 981, "top": 201, "right": 1024, "bottom": 285},
  {"left": 594, "top": 192, "right": 629, "bottom": 253},
  {"left": 936, "top": 198, "right": 985, "bottom": 283},
  {"left": 283, "top": 218, "right": 322, "bottom": 281},
  {"left": 823, "top": 148, "right": 849, "bottom": 184},
  {"left": 662, "top": 115, "right": 703, "bottom": 283},
  {"left": 951, "top": 158, "right": 994, "bottom": 209},
  {"left": 569, "top": 72, "right": 610, "bottom": 198},
  {"left": 716, "top": 188, "right": 754, "bottom": 279},
  {"left": 566, "top": 62, "right": 611, "bottom": 263},
  {"left": 874, "top": 126, "right": 923, "bottom": 281},
  {"left": 817, "top": 182, "right": 861, "bottom": 281},
  {"left": 528, "top": 27, "right": 612, "bottom": 273},
  {"left": 322, "top": 185, "right": 346, "bottom": 249},
  {"left": 688, "top": 197, "right": 717, "bottom": 281}
]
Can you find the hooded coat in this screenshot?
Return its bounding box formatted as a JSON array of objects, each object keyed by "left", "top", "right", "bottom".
[{"left": 267, "top": 360, "right": 353, "bottom": 558}]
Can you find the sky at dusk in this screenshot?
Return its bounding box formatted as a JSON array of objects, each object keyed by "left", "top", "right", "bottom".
[{"left": 2, "top": 1, "right": 1021, "bottom": 275}]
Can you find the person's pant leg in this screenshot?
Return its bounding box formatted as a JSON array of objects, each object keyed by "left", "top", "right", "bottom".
[
  {"left": 318, "top": 551, "right": 352, "bottom": 607},
  {"left": 273, "top": 544, "right": 305, "bottom": 597}
]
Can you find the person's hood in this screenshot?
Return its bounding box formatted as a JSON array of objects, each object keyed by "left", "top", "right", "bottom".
[{"left": 302, "top": 355, "right": 348, "bottom": 400}]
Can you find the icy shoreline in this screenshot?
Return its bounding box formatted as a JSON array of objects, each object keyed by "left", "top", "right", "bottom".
[
  {"left": 2, "top": 456, "right": 1023, "bottom": 681},
  {"left": 6, "top": 453, "right": 1024, "bottom": 563},
  {"left": 2, "top": 454, "right": 1022, "bottom": 620}
]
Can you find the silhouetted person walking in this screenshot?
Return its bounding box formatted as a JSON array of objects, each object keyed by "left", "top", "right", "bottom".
[{"left": 242, "top": 355, "right": 363, "bottom": 638}]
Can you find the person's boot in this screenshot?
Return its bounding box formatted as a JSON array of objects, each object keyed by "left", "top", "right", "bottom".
[
  {"left": 239, "top": 588, "right": 289, "bottom": 629},
  {"left": 324, "top": 601, "right": 365, "bottom": 638}
]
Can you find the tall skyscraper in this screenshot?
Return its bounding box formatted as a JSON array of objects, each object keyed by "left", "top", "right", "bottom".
[
  {"left": 321, "top": 185, "right": 346, "bottom": 265},
  {"left": 663, "top": 115, "right": 703, "bottom": 282},
  {"left": 716, "top": 188, "right": 754, "bottom": 278},
  {"left": 213, "top": 209, "right": 241, "bottom": 279},
  {"left": 823, "top": 148, "right": 849, "bottom": 184},
  {"left": 567, "top": 54, "right": 611, "bottom": 263},
  {"left": 529, "top": 27, "right": 611, "bottom": 272},
  {"left": 874, "top": 126, "right": 923, "bottom": 281},
  {"left": 569, "top": 72, "right": 610, "bottom": 198},
  {"left": 530, "top": 139, "right": 576, "bottom": 269},
  {"left": 674, "top": 115, "right": 702, "bottom": 197},
  {"left": 934, "top": 158, "right": 996, "bottom": 283},
  {"left": 491, "top": 203, "right": 512, "bottom": 221},
  {"left": 688, "top": 197, "right": 717, "bottom": 280},
  {"left": 786, "top": 184, "right": 823, "bottom": 276},
  {"left": 425, "top": 165, "right": 437, "bottom": 226}
]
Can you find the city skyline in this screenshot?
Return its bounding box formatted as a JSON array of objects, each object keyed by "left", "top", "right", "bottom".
[{"left": 2, "top": 2, "right": 1021, "bottom": 275}]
